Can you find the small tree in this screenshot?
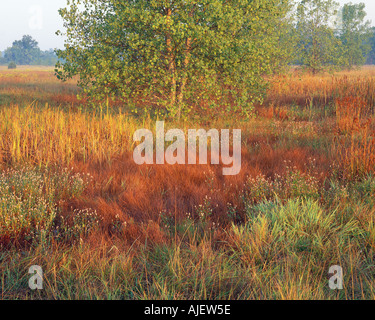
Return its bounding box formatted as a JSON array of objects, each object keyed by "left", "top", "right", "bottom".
[
  {"left": 8, "top": 62, "right": 16, "bottom": 69},
  {"left": 296, "top": 0, "right": 343, "bottom": 74},
  {"left": 339, "top": 2, "right": 372, "bottom": 69},
  {"left": 56, "top": 0, "right": 294, "bottom": 118},
  {"left": 4, "top": 35, "right": 40, "bottom": 65}
]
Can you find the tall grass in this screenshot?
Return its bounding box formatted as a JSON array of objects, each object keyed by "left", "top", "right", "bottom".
[
  {"left": 0, "top": 105, "right": 137, "bottom": 165},
  {"left": 334, "top": 96, "right": 375, "bottom": 180},
  {"left": 1, "top": 66, "right": 375, "bottom": 300}
]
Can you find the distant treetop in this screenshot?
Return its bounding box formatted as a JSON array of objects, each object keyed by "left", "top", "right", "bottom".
[{"left": 0, "top": 35, "right": 58, "bottom": 66}]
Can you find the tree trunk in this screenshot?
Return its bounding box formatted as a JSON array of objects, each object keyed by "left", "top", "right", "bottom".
[
  {"left": 166, "top": 7, "right": 176, "bottom": 111},
  {"left": 177, "top": 37, "right": 192, "bottom": 119}
]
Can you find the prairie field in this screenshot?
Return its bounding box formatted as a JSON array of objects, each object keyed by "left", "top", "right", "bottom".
[{"left": 1, "top": 65, "right": 375, "bottom": 300}]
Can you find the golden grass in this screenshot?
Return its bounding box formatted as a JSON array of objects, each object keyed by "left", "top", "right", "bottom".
[{"left": 0, "top": 104, "right": 135, "bottom": 166}]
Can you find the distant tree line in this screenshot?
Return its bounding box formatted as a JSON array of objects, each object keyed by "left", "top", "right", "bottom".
[
  {"left": 367, "top": 27, "right": 375, "bottom": 64},
  {"left": 0, "top": 35, "right": 58, "bottom": 66},
  {"left": 292, "top": 0, "right": 374, "bottom": 73}
]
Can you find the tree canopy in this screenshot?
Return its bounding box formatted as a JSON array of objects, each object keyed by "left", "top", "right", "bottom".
[{"left": 56, "top": 0, "right": 295, "bottom": 118}]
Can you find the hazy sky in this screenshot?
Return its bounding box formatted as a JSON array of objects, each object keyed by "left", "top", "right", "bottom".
[{"left": 0, "top": 0, "right": 374, "bottom": 51}]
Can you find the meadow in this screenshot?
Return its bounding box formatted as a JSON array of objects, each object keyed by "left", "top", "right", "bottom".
[{"left": 0, "top": 65, "right": 375, "bottom": 300}]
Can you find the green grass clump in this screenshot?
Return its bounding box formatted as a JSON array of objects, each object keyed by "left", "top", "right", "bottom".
[{"left": 243, "top": 199, "right": 361, "bottom": 257}]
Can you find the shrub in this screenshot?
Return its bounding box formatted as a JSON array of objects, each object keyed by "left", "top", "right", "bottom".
[{"left": 8, "top": 62, "right": 16, "bottom": 69}]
